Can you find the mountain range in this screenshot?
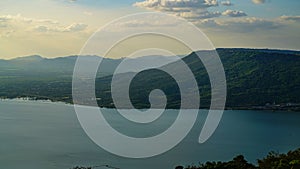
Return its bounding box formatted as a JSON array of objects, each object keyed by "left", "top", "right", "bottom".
[{"left": 1, "top": 48, "right": 299, "bottom": 110}]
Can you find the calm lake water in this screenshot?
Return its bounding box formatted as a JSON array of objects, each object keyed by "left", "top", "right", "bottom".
[{"left": 0, "top": 100, "right": 300, "bottom": 169}]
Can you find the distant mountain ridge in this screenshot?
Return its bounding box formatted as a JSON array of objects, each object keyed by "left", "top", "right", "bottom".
[
  {"left": 0, "top": 48, "right": 299, "bottom": 110},
  {"left": 0, "top": 54, "right": 180, "bottom": 79},
  {"left": 217, "top": 48, "right": 300, "bottom": 55}
]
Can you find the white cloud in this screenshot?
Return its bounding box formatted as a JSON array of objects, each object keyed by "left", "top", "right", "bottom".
[
  {"left": 195, "top": 18, "right": 219, "bottom": 27},
  {"left": 34, "top": 23, "right": 87, "bottom": 32},
  {"left": 0, "top": 14, "right": 58, "bottom": 24},
  {"left": 221, "top": 17, "right": 280, "bottom": 30},
  {"left": 64, "top": 23, "right": 87, "bottom": 32},
  {"left": 222, "top": 10, "right": 247, "bottom": 17},
  {"left": 279, "top": 15, "right": 300, "bottom": 22},
  {"left": 221, "top": 1, "right": 233, "bottom": 6},
  {"left": 104, "top": 15, "right": 181, "bottom": 32},
  {"left": 197, "top": 17, "right": 281, "bottom": 32},
  {"left": 178, "top": 10, "right": 221, "bottom": 19},
  {"left": 133, "top": 0, "right": 221, "bottom": 21},
  {"left": 133, "top": 0, "right": 219, "bottom": 10},
  {"left": 0, "top": 14, "right": 88, "bottom": 36},
  {"left": 131, "top": 0, "right": 284, "bottom": 34},
  {"left": 34, "top": 25, "right": 50, "bottom": 32},
  {"left": 252, "top": 0, "right": 266, "bottom": 4}
]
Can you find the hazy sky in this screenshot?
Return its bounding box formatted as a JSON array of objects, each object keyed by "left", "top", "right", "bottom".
[{"left": 0, "top": 0, "right": 300, "bottom": 58}]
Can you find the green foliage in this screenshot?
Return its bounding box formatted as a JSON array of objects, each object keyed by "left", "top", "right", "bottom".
[
  {"left": 184, "top": 148, "right": 300, "bottom": 169},
  {"left": 258, "top": 149, "right": 300, "bottom": 169},
  {"left": 185, "top": 155, "right": 257, "bottom": 169}
]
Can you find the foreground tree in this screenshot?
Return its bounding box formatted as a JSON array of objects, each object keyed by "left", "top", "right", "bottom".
[{"left": 185, "top": 148, "right": 300, "bottom": 169}]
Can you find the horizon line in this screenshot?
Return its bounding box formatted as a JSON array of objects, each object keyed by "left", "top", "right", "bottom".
[{"left": 1, "top": 47, "right": 300, "bottom": 60}]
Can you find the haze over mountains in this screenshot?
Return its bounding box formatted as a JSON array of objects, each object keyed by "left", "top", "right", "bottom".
[
  {"left": 1, "top": 48, "right": 299, "bottom": 110},
  {"left": 0, "top": 54, "right": 179, "bottom": 79}
]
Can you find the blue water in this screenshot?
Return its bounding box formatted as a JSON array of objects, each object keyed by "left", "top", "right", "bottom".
[{"left": 0, "top": 100, "right": 300, "bottom": 169}]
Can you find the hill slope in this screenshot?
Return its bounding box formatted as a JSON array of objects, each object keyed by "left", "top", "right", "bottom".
[
  {"left": 94, "top": 49, "right": 300, "bottom": 109},
  {"left": 0, "top": 48, "right": 299, "bottom": 110}
]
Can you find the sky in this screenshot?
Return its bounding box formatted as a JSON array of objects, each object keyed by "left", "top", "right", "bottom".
[{"left": 0, "top": 0, "right": 300, "bottom": 59}]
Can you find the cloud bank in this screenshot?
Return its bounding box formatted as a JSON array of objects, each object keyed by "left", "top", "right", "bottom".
[
  {"left": 133, "top": 0, "right": 219, "bottom": 11},
  {"left": 0, "top": 14, "right": 88, "bottom": 36},
  {"left": 280, "top": 15, "right": 300, "bottom": 22},
  {"left": 133, "top": 0, "right": 221, "bottom": 20}
]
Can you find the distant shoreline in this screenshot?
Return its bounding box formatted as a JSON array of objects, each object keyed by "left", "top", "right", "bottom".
[
  {"left": 0, "top": 97, "right": 72, "bottom": 106},
  {"left": 1, "top": 97, "right": 299, "bottom": 112}
]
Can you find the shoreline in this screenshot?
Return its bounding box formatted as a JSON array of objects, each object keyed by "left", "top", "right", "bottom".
[
  {"left": 1, "top": 97, "right": 299, "bottom": 112},
  {"left": 0, "top": 97, "right": 73, "bottom": 106}
]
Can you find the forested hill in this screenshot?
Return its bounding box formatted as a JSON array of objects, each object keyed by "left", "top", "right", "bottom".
[
  {"left": 0, "top": 48, "right": 300, "bottom": 110},
  {"left": 214, "top": 48, "right": 300, "bottom": 108},
  {"left": 96, "top": 48, "right": 300, "bottom": 109}
]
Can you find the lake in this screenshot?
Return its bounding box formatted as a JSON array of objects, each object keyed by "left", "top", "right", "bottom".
[{"left": 0, "top": 100, "right": 300, "bottom": 169}]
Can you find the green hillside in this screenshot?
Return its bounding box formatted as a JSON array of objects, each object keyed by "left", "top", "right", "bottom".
[
  {"left": 1, "top": 48, "right": 300, "bottom": 110},
  {"left": 95, "top": 48, "right": 300, "bottom": 110}
]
